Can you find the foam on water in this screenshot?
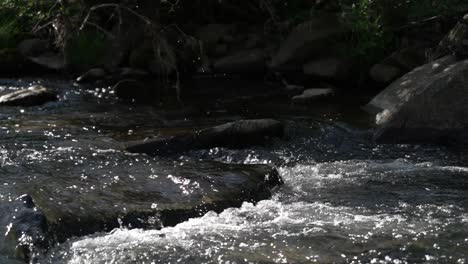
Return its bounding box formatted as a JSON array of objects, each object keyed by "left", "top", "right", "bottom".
[{"left": 2, "top": 78, "right": 468, "bottom": 263}]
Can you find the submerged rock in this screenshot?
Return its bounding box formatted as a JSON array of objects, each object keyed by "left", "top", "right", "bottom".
[
  {"left": 0, "top": 85, "right": 58, "bottom": 106},
  {"left": 27, "top": 162, "right": 282, "bottom": 242},
  {"left": 366, "top": 55, "right": 468, "bottom": 144},
  {"left": 126, "top": 119, "right": 284, "bottom": 155}
]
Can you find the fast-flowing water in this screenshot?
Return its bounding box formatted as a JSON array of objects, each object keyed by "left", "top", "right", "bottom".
[{"left": 1, "top": 78, "right": 468, "bottom": 263}]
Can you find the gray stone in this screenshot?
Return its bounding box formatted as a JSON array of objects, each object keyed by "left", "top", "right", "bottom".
[
  {"left": 292, "top": 88, "right": 334, "bottom": 104},
  {"left": 126, "top": 119, "right": 284, "bottom": 155},
  {"left": 0, "top": 86, "right": 58, "bottom": 106},
  {"left": 370, "top": 47, "right": 426, "bottom": 84},
  {"left": 303, "top": 57, "right": 350, "bottom": 80},
  {"left": 433, "top": 15, "right": 468, "bottom": 59},
  {"left": 76, "top": 68, "right": 107, "bottom": 83},
  {"left": 213, "top": 49, "right": 266, "bottom": 73},
  {"left": 270, "top": 14, "right": 347, "bottom": 70},
  {"left": 366, "top": 55, "right": 468, "bottom": 143},
  {"left": 27, "top": 162, "right": 282, "bottom": 241},
  {"left": 28, "top": 53, "right": 65, "bottom": 71}
]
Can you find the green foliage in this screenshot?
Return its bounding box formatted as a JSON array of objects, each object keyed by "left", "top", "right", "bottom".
[
  {"left": 0, "top": 0, "right": 55, "bottom": 49},
  {"left": 0, "top": 18, "right": 20, "bottom": 49},
  {"left": 339, "top": 0, "right": 392, "bottom": 65}
]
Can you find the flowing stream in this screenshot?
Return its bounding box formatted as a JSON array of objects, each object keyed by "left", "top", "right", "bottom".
[{"left": 1, "top": 78, "right": 468, "bottom": 263}]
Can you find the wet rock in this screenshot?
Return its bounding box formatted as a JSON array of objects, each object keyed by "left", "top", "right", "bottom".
[
  {"left": 366, "top": 55, "right": 468, "bottom": 144},
  {"left": 4, "top": 195, "right": 48, "bottom": 263},
  {"left": 28, "top": 162, "right": 282, "bottom": 242},
  {"left": 213, "top": 49, "right": 266, "bottom": 74},
  {"left": 28, "top": 53, "right": 65, "bottom": 71},
  {"left": 270, "top": 14, "right": 348, "bottom": 70},
  {"left": 76, "top": 68, "right": 107, "bottom": 83},
  {"left": 303, "top": 57, "right": 350, "bottom": 80},
  {"left": 369, "top": 47, "right": 426, "bottom": 84},
  {"left": 18, "top": 39, "right": 49, "bottom": 57},
  {"left": 292, "top": 88, "right": 334, "bottom": 104},
  {"left": 0, "top": 85, "right": 58, "bottom": 106},
  {"left": 112, "top": 79, "right": 157, "bottom": 104},
  {"left": 118, "top": 67, "right": 150, "bottom": 79},
  {"left": 433, "top": 14, "right": 468, "bottom": 60},
  {"left": 126, "top": 119, "right": 284, "bottom": 155}
]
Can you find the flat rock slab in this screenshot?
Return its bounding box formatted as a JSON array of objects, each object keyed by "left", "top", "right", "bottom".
[
  {"left": 126, "top": 119, "right": 284, "bottom": 155},
  {"left": 26, "top": 162, "right": 281, "bottom": 242},
  {"left": 292, "top": 88, "right": 334, "bottom": 104},
  {"left": 0, "top": 85, "right": 58, "bottom": 106}
]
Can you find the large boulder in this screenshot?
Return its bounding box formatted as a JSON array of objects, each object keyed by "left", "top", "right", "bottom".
[
  {"left": 126, "top": 119, "right": 284, "bottom": 155},
  {"left": 366, "top": 55, "right": 468, "bottom": 143},
  {"left": 0, "top": 86, "right": 58, "bottom": 106},
  {"left": 213, "top": 49, "right": 266, "bottom": 74},
  {"left": 26, "top": 162, "right": 282, "bottom": 242},
  {"left": 432, "top": 14, "right": 468, "bottom": 60},
  {"left": 370, "top": 47, "right": 427, "bottom": 84},
  {"left": 270, "top": 14, "right": 348, "bottom": 70}
]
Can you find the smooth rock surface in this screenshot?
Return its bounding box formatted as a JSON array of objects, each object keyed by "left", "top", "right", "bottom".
[
  {"left": 292, "top": 88, "right": 334, "bottom": 104},
  {"left": 126, "top": 119, "right": 284, "bottom": 155},
  {"left": 433, "top": 14, "right": 468, "bottom": 59},
  {"left": 27, "top": 162, "right": 282, "bottom": 242},
  {"left": 303, "top": 57, "right": 350, "bottom": 80},
  {"left": 76, "top": 68, "right": 107, "bottom": 83},
  {"left": 270, "top": 15, "right": 347, "bottom": 70},
  {"left": 0, "top": 85, "right": 58, "bottom": 106},
  {"left": 366, "top": 55, "right": 468, "bottom": 143}
]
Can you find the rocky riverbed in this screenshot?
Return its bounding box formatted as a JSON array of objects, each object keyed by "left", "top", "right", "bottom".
[{"left": 1, "top": 78, "right": 468, "bottom": 263}]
